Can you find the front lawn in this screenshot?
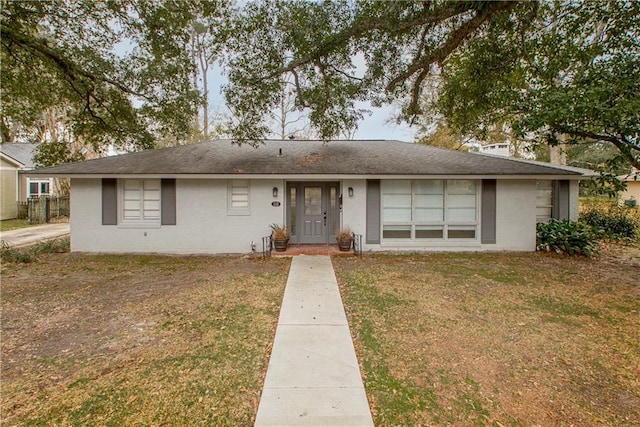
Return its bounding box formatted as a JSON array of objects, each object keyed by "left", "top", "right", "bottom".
[
  {"left": 2, "top": 245, "right": 638, "bottom": 426},
  {"left": 1, "top": 254, "right": 290, "bottom": 426},
  {"left": 334, "top": 245, "right": 640, "bottom": 426}
]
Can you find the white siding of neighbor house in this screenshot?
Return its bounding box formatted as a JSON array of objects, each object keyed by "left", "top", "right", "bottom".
[{"left": 70, "top": 178, "right": 285, "bottom": 254}]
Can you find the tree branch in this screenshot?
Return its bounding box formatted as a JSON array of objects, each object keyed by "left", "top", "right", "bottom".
[
  {"left": 556, "top": 126, "right": 640, "bottom": 168},
  {"left": 386, "top": 1, "right": 515, "bottom": 97},
  {"left": 1, "top": 24, "right": 147, "bottom": 99},
  {"left": 251, "top": 1, "right": 477, "bottom": 84}
]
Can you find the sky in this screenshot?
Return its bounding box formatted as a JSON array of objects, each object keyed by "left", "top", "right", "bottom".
[
  {"left": 206, "top": 65, "right": 419, "bottom": 143},
  {"left": 354, "top": 103, "right": 417, "bottom": 142}
]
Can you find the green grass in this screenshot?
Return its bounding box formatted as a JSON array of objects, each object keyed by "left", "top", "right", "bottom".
[{"left": 0, "top": 219, "right": 31, "bottom": 232}]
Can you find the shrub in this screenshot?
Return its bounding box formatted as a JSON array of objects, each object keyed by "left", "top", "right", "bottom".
[
  {"left": 0, "top": 237, "right": 70, "bottom": 264},
  {"left": 579, "top": 206, "right": 639, "bottom": 240},
  {"left": 1, "top": 241, "right": 33, "bottom": 263},
  {"left": 269, "top": 223, "right": 290, "bottom": 239},
  {"left": 536, "top": 220, "right": 601, "bottom": 257}
]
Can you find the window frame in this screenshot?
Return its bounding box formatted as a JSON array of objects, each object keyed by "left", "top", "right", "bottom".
[
  {"left": 117, "top": 178, "right": 162, "bottom": 228},
  {"left": 27, "top": 178, "right": 52, "bottom": 198},
  {"left": 536, "top": 180, "right": 553, "bottom": 223},
  {"left": 227, "top": 179, "right": 251, "bottom": 216},
  {"left": 381, "top": 179, "right": 479, "bottom": 242}
]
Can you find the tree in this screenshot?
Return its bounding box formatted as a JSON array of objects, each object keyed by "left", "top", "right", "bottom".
[
  {"left": 267, "top": 76, "right": 313, "bottom": 140},
  {"left": 224, "top": 0, "right": 527, "bottom": 143},
  {"left": 1, "top": 1, "right": 225, "bottom": 151},
  {"left": 435, "top": 0, "right": 639, "bottom": 170},
  {"left": 189, "top": 4, "right": 232, "bottom": 142},
  {"left": 224, "top": 0, "right": 638, "bottom": 172}
]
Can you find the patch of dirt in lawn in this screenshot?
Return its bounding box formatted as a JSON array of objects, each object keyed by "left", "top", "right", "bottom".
[
  {"left": 334, "top": 243, "right": 640, "bottom": 426},
  {"left": 2, "top": 254, "right": 278, "bottom": 370},
  {"left": 1, "top": 253, "right": 290, "bottom": 425}
]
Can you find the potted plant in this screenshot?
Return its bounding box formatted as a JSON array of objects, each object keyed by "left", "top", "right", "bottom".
[
  {"left": 336, "top": 228, "right": 353, "bottom": 251},
  {"left": 270, "top": 223, "right": 290, "bottom": 252}
]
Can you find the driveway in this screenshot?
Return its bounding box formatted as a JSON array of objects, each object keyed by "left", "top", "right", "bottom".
[{"left": 0, "top": 223, "right": 70, "bottom": 248}]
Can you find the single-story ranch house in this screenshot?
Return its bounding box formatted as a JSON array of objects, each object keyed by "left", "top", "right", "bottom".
[{"left": 27, "top": 139, "right": 594, "bottom": 254}]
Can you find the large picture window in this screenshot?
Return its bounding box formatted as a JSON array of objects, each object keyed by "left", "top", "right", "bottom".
[
  {"left": 120, "top": 179, "right": 161, "bottom": 224},
  {"left": 381, "top": 180, "right": 478, "bottom": 240}
]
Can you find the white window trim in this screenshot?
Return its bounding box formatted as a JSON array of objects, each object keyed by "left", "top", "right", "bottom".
[
  {"left": 117, "top": 179, "right": 162, "bottom": 229},
  {"left": 381, "top": 180, "right": 480, "bottom": 242},
  {"left": 536, "top": 180, "right": 553, "bottom": 223},
  {"left": 227, "top": 179, "right": 251, "bottom": 216},
  {"left": 27, "top": 178, "right": 53, "bottom": 198}
]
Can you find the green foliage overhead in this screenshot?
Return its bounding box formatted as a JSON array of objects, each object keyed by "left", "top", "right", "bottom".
[
  {"left": 0, "top": 0, "right": 227, "bottom": 151},
  {"left": 224, "top": 0, "right": 638, "bottom": 171},
  {"left": 224, "top": 0, "right": 525, "bottom": 142},
  {"left": 32, "top": 141, "right": 85, "bottom": 168},
  {"left": 437, "top": 0, "right": 640, "bottom": 170}
]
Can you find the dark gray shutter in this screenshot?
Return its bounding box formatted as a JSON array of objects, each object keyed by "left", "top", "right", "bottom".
[
  {"left": 366, "top": 180, "right": 381, "bottom": 244},
  {"left": 102, "top": 178, "right": 117, "bottom": 225},
  {"left": 553, "top": 180, "right": 570, "bottom": 220},
  {"left": 481, "top": 179, "right": 497, "bottom": 244},
  {"left": 161, "top": 179, "right": 176, "bottom": 225}
]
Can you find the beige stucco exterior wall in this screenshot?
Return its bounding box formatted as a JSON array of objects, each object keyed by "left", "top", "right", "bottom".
[
  {"left": 1, "top": 157, "right": 18, "bottom": 220},
  {"left": 70, "top": 178, "right": 285, "bottom": 254},
  {"left": 619, "top": 181, "right": 640, "bottom": 206}
]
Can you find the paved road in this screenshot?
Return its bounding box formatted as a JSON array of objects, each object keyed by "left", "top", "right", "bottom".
[{"left": 0, "top": 223, "right": 70, "bottom": 248}]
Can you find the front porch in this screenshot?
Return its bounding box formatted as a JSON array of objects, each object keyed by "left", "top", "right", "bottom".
[{"left": 270, "top": 244, "right": 356, "bottom": 257}]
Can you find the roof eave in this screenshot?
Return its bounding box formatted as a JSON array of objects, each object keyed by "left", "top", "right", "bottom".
[{"left": 24, "top": 172, "right": 591, "bottom": 180}]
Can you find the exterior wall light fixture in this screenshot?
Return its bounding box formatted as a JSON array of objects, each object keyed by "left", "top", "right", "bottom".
[
  {"left": 273, "top": 187, "right": 279, "bottom": 198},
  {"left": 348, "top": 187, "right": 354, "bottom": 197}
]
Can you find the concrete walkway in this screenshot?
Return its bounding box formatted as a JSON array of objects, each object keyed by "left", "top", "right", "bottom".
[
  {"left": 255, "top": 256, "right": 374, "bottom": 427},
  {"left": 0, "top": 222, "right": 70, "bottom": 248}
]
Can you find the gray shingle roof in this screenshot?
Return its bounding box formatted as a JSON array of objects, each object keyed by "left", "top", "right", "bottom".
[
  {"left": 0, "top": 143, "right": 38, "bottom": 168},
  {"left": 27, "top": 139, "right": 592, "bottom": 177}
]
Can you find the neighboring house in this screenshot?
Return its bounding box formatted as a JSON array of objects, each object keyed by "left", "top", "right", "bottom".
[
  {"left": 0, "top": 143, "right": 53, "bottom": 220},
  {"left": 480, "top": 142, "right": 510, "bottom": 157},
  {"left": 618, "top": 169, "right": 640, "bottom": 207},
  {"left": 26, "top": 139, "right": 594, "bottom": 254}
]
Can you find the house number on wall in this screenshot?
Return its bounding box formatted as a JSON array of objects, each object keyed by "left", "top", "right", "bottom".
[{"left": 271, "top": 201, "right": 281, "bottom": 207}]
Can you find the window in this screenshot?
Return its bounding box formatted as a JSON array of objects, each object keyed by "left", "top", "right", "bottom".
[
  {"left": 28, "top": 179, "right": 51, "bottom": 197},
  {"left": 536, "top": 180, "right": 553, "bottom": 223},
  {"left": 227, "top": 180, "right": 250, "bottom": 215},
  {"left": 120, "top": 179, "right": 160, "bottom": 224},
  {"left": 381, "top": 180, "right": 478, "bottom": 240}
]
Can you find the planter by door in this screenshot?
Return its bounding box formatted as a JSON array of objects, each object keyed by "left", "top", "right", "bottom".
[
  {"left": 337, "top": 238, "right": 353, "bottom": 251},
  {"left": 273, "top": 238, "right": 289, "bottom": 252}
]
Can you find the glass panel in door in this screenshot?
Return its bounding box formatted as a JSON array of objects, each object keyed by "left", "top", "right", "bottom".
[{"left": 301, "top": 186, "right": 326, "bottom": 243}]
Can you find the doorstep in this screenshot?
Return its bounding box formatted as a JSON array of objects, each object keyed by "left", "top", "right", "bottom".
[{"left": 270, "top": 244, "right": 355, "bottom": 257}]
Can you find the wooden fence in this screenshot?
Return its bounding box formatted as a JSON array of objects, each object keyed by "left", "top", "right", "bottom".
[{"left": 17, "top": 196, "right": 70, "bottom": 224}]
